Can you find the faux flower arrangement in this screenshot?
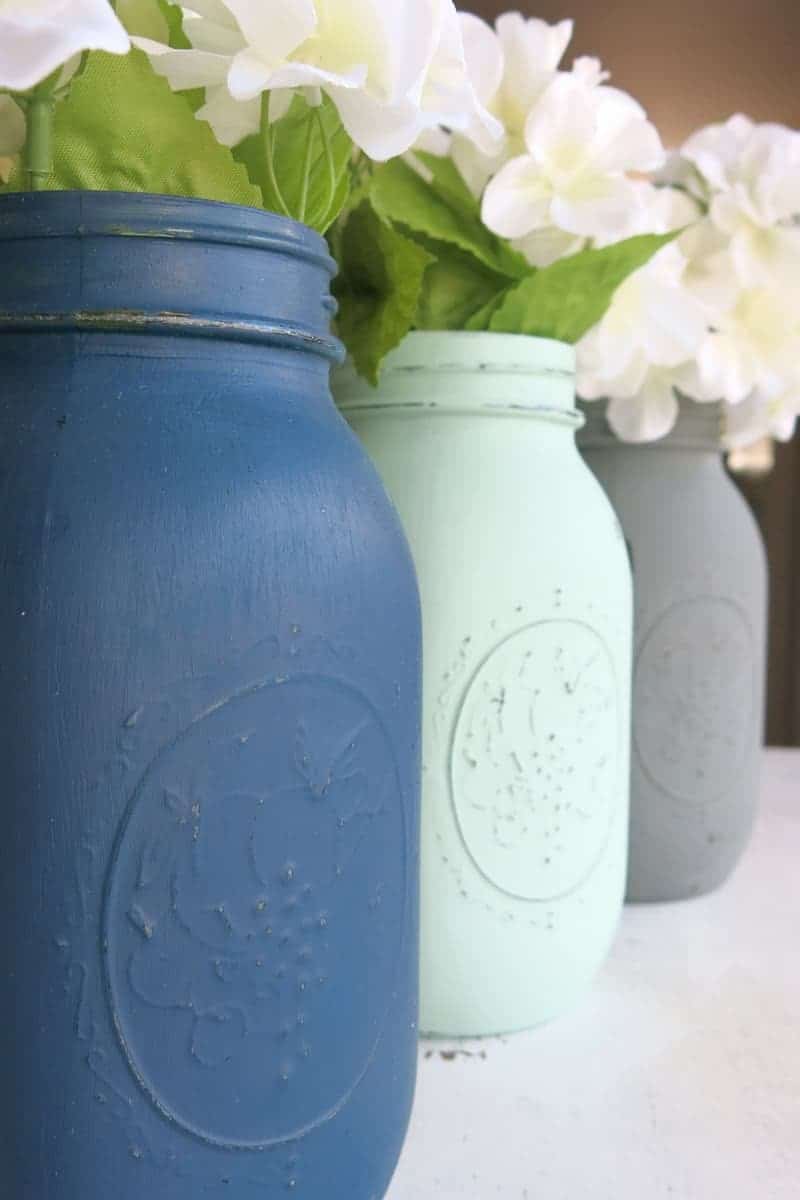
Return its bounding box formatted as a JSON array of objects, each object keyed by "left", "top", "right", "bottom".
[
  {"left": 577, "top": 115, "right": 800, "bottom": 448},
  {"left": 1, "top": 2, "right": 677, "bottom": 387},
  {"left": 331, "top": 11, "right": 679, "bottom": 382},
  {"left": 6, "top": 3, "right": 794, "bottom": 445}
]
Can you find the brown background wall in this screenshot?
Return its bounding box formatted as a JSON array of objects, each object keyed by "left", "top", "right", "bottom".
[{"left": 468, "top": 0, "right": 800, "bottom": 745}]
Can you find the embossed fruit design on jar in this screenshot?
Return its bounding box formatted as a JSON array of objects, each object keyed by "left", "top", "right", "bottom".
[
  {"left": 580, "top": 398, "right": 768, "bottom": 902},
  {"left": 336, "top": 332, "right": 632, "bottom": 1037},
  {"left": 0, "top": 193, "right": 421, "bottom": 1199}
]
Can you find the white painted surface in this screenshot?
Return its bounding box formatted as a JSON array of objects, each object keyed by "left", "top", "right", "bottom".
[{"left": 387, "top": 750, "right": 800, "bottom": 1200}]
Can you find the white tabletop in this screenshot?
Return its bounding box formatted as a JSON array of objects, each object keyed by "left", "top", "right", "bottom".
[{"left": 387, "top": 749, "right": 800, "bottom": 1200}]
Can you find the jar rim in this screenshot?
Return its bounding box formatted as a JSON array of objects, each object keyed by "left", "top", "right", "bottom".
[
  {"left": 0, "top": 190, "right": 335, "bottom": 273},
  {"left": 376, "top": 331, "right": 575, "bottom": 375},
  {"left": 335, "top": 331, "right": 579, "bottom": 422},
  {"left": 0, "top": 192, "right": 343, "bottom": 360}
]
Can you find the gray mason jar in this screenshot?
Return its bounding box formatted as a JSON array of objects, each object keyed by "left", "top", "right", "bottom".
[{"left": 579, "top": 398, "right": 768, "bottom": 902}]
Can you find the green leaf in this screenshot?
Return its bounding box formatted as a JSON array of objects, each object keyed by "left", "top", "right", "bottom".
[
  {"left": 415, "top": 244, "right": 511, "bottom": 332},
  {"left": 117, "top": 0, "right": 170, "bottom": 41},
  {"left": 332, "top": 200, "right": 435, "bottom": 385},
  {"left": 14, "top": 49, "right": 261, "bottom": 206},
  {"left": 370, "top": 158, "right": 529, "bottom": 281},
  {"left": 414, "top": 151, "right": 481, "bottom": 223},
  {"left": 489, "top": 232, "right": 679, "bottom": 343},
  {"left": 234, "top": 94, "right": 352, "bottom": 234},
  {"left": 464, "top": 289, "right": 514, "bottom": 332},
  {"left": 117, "top": 0, "right": 193, "bottom": 46},
  {"left": 157, "top": 0, "right": 194, "bottom": 49}
]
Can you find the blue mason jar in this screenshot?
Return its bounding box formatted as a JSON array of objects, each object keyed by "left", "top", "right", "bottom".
[{"left": 0, "top": 193, "right": 421, "bottom": 1199}]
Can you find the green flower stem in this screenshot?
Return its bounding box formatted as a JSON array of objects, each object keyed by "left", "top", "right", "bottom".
[
  {"left": 316, "top": 106, "right": 337, "bottom": 226},
  {"left": 26, "top": 94, "right": 55, "bottom": 191},
  {"left": 297, "top": 117, "right": 315, "bottom": 224},
  {"left": 261, "top": 94, "right": 292, "bottom": 219}
]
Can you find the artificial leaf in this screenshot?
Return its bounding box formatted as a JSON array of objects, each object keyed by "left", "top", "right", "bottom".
[
  {"left": 415, "top": 244, "right": 511, "bottom": 332},
  {"left": 414, "top": 151, "right": 482, "bottom": 223},
  {"left": 117, "top": 0, "right": 170, "bottom": 40},
  {"left": 489, "top": 232, "right": 679, "bottom": 343},
  {"left": 15, "top": 49, "right": 261, "bottom": 205},
  {"left": 157, "top": 0, "right": 194, "bottom": 49},
  {"left": 464, "top": 290, "right": 514, "bottom": 332},
  {"left": 370, "top": 158, "right": 529, "bottom": 281},
  {"left": 234, "top": 94, "right": 352, "bottom": 234},
  {"left": 333, "top": 200, "right": 434, "bottom": 385},
  {"left": 118, "top": 0, "right": 193, "bottom": 46}
]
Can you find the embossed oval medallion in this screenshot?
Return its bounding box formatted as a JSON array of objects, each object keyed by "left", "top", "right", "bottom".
[
  {"left": 450, "top": 621, "right": 620, "bottom": 902},
  {"left": 634, "top": 597, "right": 755, "bottom": 803},
  {"left": 103, "top": 676, "right": 405, "bottom": 1149}
]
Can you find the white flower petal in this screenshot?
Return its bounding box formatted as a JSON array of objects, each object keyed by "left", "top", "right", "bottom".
[
  {"left": 181, "top": 12, "right": 243, "bottom": 55},
  {"left": 450, "top": 133, "right": 505, "bottom": 198},
  {"left": 0, "top": 0, "right": 130, "bottom": 91},
  {"left": 481, "top": 155, "right": 553, "bottom": 239},
  {"left": 524, "top": 74, "right": 596, "bottom": 168},
  {"left": 493, "top": 13, "right": 572, "bottom": 135},
  {"left": 681, "top": 113, "right": 754, "bottom": 190},
  {"left": 197, "top": 84, "right": 260, "bottom": 146},
  {"left": 327, "top": 85, "right": 421, "bottom": 161},
  {"left": 607, "top": 374, "right": 680, "bottom": 443},
  {"left": 513, "top": 226, "right": 585, "bottom": 268},
  {"left": 624, "top": 180, "right": 701, "bottom": 237},
  {"left": 416, "top": 5, "right": 502, "bottom": 150},
  {"left": 550, "top": 172, "right": 637, "bottom": 239},
  {"left": 728, "top": 223, "right": 800, "bottom": 289},
  {"left": 696, "top": 330, "right": 756, "bottom": 405},
  {"left": 134, "top": 37, "right": 231, "bottom": 89},
  {"left": 723, "top": 385, "right": 800, "bottom": 448},
  {"left": 571, "top": 56, "right": 610, "bottom": 88},
  {"left": 414, "top": 126, "right": 453, "bottom": 158},
  {"left": 181, "top": 0, "right": 241, "bottom": 29},
  {"left": 459, "top": 12, "right": 504, "bottom": 108},
  {"left": 577, "top": 333, "right": 648, "bottom": 402},
  {"left": 680, "top": 222, "right": 742, "bottom": 316},
  {"left": 226, "top": 48, "right": 278, "bottom": 100},
  {"left": 243, "top": 58, "right": 369, "bottom": 98},
  {"left": 590, "top": 110, "right": 664, "bottom": 175},
  {"left": 221, "top": 0, "right": 315, "bottom": 67}
]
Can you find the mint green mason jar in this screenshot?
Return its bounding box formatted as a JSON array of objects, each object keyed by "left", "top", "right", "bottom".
[{"left": 335, "top": 333, "right": 632, "bottom": 1037}]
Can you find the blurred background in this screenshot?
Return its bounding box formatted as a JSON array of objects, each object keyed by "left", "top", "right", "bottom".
[{"left": 470, "top": 0, "right": 800, "bottom": 746}]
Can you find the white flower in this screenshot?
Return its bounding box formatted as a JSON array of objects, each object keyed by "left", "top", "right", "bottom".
[
  {"left": 511, "top": 137, "right": 696, "bottom": 266},
  {"left": 614, "top": 178, "right": 702, "bottom": 240},
  {"left": 723, "top": 385, "right": 800, "bottom": 449},
  {"left": 688, "top": 284, "right": 800, "bottom": 406},
  {"left": 0, "top": 0, "right": 130, "bottom": 92},
  {"left": 482, "top": 71, "right": 664, "bottom": 249},
  {"left": 577, "top": 243, "right": 709, "bottom": 442},
  {"left": 138, "top": 0, "right": 478, "bottom": 161},
  {"left": 415, "top": 8, "right": 502, "bottom": 156},
  {"left": 680, "top": 113, "right": 755, "bottom": 194},
  {"left": 136, "top": 1, "right": 263, "bottom": 148},
  {"left": 487, "top": 12, "right": 573, "bottom": 146},
  {"left": 449, "top": 13, "right": 572, "bottom": 197},
  {"left": 681, "top": 114, "right": 800, "bottom": 287}
]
